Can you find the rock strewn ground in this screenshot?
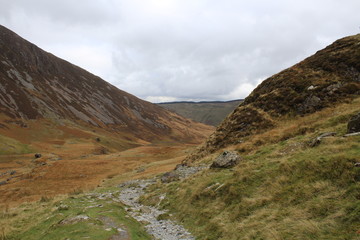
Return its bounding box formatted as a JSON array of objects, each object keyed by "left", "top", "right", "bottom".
[{"left": 118, "top": 179, "right": 195, "bottom": 240}]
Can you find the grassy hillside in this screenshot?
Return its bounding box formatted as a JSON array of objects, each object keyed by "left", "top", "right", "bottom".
[
  {"left": 158, "top": 100, "right": 242, "bottom": 126},
  {"left": 142, "top": 97, "right": 360, "bottom": 239}
]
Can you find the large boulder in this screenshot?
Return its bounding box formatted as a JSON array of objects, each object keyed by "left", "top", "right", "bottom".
[
  {"left": 210, "top": 151, "right": 241, "bottom": 169},
  {"left": 347, "top": 112, "right": 360, "bottom": 133}
]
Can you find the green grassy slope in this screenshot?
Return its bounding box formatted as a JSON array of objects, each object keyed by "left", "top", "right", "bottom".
[{"left": 158, "top": 100, "right": 242, "bottom": 126}]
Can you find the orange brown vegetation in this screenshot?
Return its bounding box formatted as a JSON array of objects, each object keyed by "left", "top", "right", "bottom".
[{"left": 0, "top": 116, "right": 213, "bottom": 207}]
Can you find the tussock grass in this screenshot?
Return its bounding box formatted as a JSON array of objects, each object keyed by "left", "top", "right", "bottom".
[{"left": 142, "top": 97, "right": 360, "bottom": 239}]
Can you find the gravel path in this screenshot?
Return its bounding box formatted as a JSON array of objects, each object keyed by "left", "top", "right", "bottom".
[{"left": 118, "top": 179, "right": 195, "bottom": 240}]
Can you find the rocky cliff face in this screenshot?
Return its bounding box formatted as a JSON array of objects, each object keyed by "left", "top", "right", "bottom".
[
  {"left": 186, "top": 34, "right": 360, "bottom": 162},
  {"left": 0, "top": 25, "right": 212, "bottom": 143}
]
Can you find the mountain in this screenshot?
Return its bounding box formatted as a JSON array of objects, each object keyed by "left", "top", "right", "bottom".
[
  {"left": 158, "top": 100, "right": 242, "bottom": 126},
  {"left": 0, "top": 25, "right": 213, "bottom": 150},
  {"left": 185, "top": 34, "right": 360, "bottom": 163}
]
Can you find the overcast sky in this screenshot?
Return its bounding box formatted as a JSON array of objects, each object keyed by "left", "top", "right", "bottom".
[{"left": 0, "top": 0, "right": 359, "bottom": 102}]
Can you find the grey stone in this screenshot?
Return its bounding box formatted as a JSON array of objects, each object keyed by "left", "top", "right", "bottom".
[
  {"left": 161, "top": 171, "right": 179, "bottom": 183},
  {"left": 57, "top": 204, "right": 69, "bottom": 211},
  {"left": 34, "top": 153, "right": 42, "bottom": 158},
  {"left": 301, "top": 95, "right": 321, "bottom": 113},
  {"left": 344, "top": 132, "right": 360, "bottom": 137},
  {"left": 347, "top": 112, "right": 360, "bottom": 133},
  {"left": 59, "top": 215, "right": 89, "bottom": 225},
  {"left": 308, "top": 132, "right": 336, "bottom": 147},
  {"left": 210, "top": 151, "right": 241, "bottom": 169}
]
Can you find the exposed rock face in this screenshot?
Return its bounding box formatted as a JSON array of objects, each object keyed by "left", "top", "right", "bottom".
[
  {"left": 210, "top": 151, "right": 241, "bottom": 169},
  {"left": 347, "top": 112, "right": 360, "bottom": 133},
  {"left": 185, "top": 34, "right": 360, "bottom": 163},
  {"left": 0, "top": 25, "right": 213, "bottom": 143}
]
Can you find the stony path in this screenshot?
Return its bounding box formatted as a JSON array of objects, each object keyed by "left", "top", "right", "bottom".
[{"left": 118, "top": 179, "right": 195, "bottom": 240}]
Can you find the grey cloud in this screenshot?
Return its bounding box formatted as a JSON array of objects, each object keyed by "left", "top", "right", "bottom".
[{"left": 0, "top": 0, "right": 359, "bottom": 102}]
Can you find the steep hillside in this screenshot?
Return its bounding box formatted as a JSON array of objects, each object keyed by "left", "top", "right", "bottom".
[
  {"left": 186, "top": 34, "right": 360, "bottom": 162},
  {"left": 158, "top": 100, "right": 242, "bottom": 126},
  {"left": 0, "top": 25, "right": 213, "bottom": 147}
]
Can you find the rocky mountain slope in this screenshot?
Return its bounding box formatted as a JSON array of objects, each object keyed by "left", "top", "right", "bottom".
[
  {"left": 158, "top": 100, "right": 242, "bottom": 126},
  {"left": 0, "top": 25, "right": 213, "bottom": 145},
  {"left": 186, "top": 34, "right": 360, "bottom": 162}
]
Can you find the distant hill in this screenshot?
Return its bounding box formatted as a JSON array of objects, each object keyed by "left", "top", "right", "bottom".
[{"left": 158, "top": 100, "right": 242, "bottom": 126}]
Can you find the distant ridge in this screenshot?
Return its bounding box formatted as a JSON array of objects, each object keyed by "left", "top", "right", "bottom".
[
  {"left": 158, "top": 100, "right": 243, "bottom": 126},
  {"left": 159, "top": 99, "right": 243, "bottom": 104}
]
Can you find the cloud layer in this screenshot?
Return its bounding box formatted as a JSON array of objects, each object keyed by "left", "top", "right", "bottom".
[{"left": 1, "top": 0, "right": 359, "bottom": 102}]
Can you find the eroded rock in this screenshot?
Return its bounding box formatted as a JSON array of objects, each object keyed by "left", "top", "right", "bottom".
[
  {"left": 210, "top": 151, "right": 241, "bottom": 169},
  {"left": 161, "top": 171, "right": 179, "bottom": 183}
]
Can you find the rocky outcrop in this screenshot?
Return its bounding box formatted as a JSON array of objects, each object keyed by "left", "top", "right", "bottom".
[
  {"left": 347, "top": 112, "right": 360, "bottom": 133},
  {"left": 210, "top": 151, "right": 241, "bottom": 168}
]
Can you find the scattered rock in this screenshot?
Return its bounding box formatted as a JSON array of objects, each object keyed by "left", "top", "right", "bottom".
[
  {"left": 308, "top": 132, "right": 337, "bottom": 147},
  {"left": 34, "top": 153, "right": 42, "bottom": 158},
  {"left": 325, "top": 82, "right": 342, "bottom": 95},
  {"left": 57, "top": 204, "right": 69, "bottom": 211},
  {"left": 300, "top": 95, "right": 321, "bottom": 113},
  {"left": 161, "top": 171, "right": 179, "bottom": 183},
  {"left": 118, "top": 179, "right": 194, "bottom": 240},
  {"left": 347, "top": 112, "right": 360, "bottom": 133},
  {"left": 10, "top": 170, "right": 16, "bottom": 175},
  {"left": 210, "top": 151, "right": 241, "bottom": 169},
  {"left": 307, "top": 85, "right": 317, "bottom": 90},
  {"left": 95, "top": 137, "right": 101, "bottom": 142},
  {"left": 59, "top": 215, "right": 89, "bottom": 225},
  {"left": 344, "top": 132, "right": 360, "bottom": 137},
  {"left": 355, "top": 163, "right": 360, "bottom": 167}
]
